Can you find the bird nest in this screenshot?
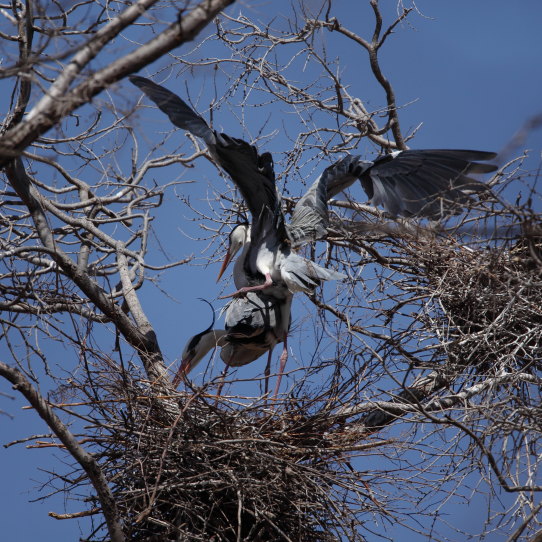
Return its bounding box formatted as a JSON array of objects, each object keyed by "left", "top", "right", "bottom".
[
  {"left": 85, "top": 379, "right": 378, "bottom": 542},
  {"left": 417, "top": 219, "right": 542, "bottom": 374}
]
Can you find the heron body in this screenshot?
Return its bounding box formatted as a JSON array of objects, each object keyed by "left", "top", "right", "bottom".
[
  {"left": 173, "top": 291, "right": 291, "bottom": 395},
  {"left": 223, "top": 291, "right": 292, "bottom": 368}
]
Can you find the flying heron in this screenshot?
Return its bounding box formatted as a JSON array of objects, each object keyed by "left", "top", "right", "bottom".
[{"left": 130, "top": 75, "right": 496, "bottom": 295}]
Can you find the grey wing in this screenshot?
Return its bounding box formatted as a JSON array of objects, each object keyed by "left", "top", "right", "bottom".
[
  {"left": 130, "top": 75, "right": 283, "bottom": 228},
  {"left": 359, "top": 149, "right": 497, "bottom": 217},
  {"left": 287, "top": 155, "right": 361, "bottom": 247},
  {"left": 224, "top": 292, "right": 277, "bottom": 337}
]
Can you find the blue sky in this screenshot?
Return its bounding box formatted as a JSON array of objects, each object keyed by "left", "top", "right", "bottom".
[{"left": 1, "top": 1, "right": 541, "bottom": 540}]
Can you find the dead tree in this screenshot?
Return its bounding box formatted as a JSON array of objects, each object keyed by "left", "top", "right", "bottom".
[{"left": 1, "top": 1, "right": 540, "bottom": 541}]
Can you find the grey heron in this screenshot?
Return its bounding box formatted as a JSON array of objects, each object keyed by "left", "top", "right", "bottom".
[
  {"left": 173, "top": 292, "right": 292, "bottom": 397},
  {"left": 130, "top": 75, "right": 497, "bottom": 297}
]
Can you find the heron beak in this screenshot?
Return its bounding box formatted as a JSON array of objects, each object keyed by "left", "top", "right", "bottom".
[
  {"left": 216, "top": 250, "right": 233, "bottom": 283},
  {"left": 172, "top": 357, "right": 192, "bottom": 388}
]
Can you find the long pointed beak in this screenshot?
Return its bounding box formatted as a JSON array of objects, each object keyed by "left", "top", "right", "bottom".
[
  {"left": 172, "top": 357, "right": 192, "bottom": 388},
  {"left": 216, "top": 250, "right": 233, "bottom": 283}
]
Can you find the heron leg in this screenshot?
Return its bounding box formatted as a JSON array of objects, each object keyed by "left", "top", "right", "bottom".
[
  {"left": 219, "top": 273, "right": 274, "bottom": 299},
  {"left": 263, "top": 348, "right": 273, "bottom": 397},
  {"left": 272, "top": 334, "right": 289, "bottom": 400},
  {"left": 216, "top": 365, "right": 230, "bottom": 397}
]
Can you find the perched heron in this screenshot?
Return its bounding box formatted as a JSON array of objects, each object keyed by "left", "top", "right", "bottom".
[{"left": 173, "top": 292, "right": 292, "bottom": 397}]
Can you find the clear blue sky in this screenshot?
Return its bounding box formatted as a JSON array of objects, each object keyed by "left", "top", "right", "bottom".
[{"left": 1, "top": 2, "right": 541, "bottom": 540}]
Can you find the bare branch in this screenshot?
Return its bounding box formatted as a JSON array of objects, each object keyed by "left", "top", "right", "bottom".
[
  {"left": 0, "top": 361, "right": 125, "bottom": 542},
  {"left": 0, "top": 0, "right": 236, "bottom": 165}
]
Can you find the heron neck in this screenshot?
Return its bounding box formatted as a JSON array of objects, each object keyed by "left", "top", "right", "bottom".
[
  {"left": 233, "top": 241, "right": 252, "bottom": 289},
  {"left": 201, "top": 329, "right": 227, "bottom": 353}
]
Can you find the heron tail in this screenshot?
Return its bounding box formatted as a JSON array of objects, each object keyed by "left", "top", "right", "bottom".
[{"left": 281, "top": 253, "right": 346, "bottom": 294}]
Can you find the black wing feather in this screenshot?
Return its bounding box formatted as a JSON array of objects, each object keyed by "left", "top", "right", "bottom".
[{"left": 130, "top": 75, "right": 287, "bottom": 238}]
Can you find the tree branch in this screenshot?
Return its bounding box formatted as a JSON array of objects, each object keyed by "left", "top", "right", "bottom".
[
  {"left": 4, "top": 158, "right": 169, "bottom": 385},
  {"left": 0, "top": 361, "right": 125, "bottom": 542},
  {"left": 0, "top": 0, "right": 236, "bottom": 166}
]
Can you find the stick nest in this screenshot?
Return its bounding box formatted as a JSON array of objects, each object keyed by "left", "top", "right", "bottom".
[
  {"left": 420, "top": 221, "right": 542, "bottom": 372},
  {"left": 91, "top": 386, "right": 373, "bottom": 542}
]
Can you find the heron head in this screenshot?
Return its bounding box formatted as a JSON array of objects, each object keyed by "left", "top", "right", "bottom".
[
  {"left": 216, "top": 223, "right": 250, "bottom": 282},
  {"left": 173, "top": 329, "right": 227, "bottom": 387},
  {"left": 175, "top": 331, "right": 206, "bottom": 382},
  {"left": 172, "top": 299, "right": 220, "bottom": 388}
]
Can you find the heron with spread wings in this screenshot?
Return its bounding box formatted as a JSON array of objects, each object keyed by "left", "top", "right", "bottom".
[{"left": 130, "top": 75, "right": 496, "bottom": 290}]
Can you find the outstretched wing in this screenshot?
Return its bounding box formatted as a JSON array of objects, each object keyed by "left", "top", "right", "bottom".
[
  {"left": 358, "top": 149, "right": 497, "bottom": 217},
  {"left": 287, "top": 155, "right": 361, "bottom": 247},
  {"left": 130, "top": 75, "right": 285, "bottom": 234},
  {"left": 130, "top": 75, "right": 214, "bottom": 144}
]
